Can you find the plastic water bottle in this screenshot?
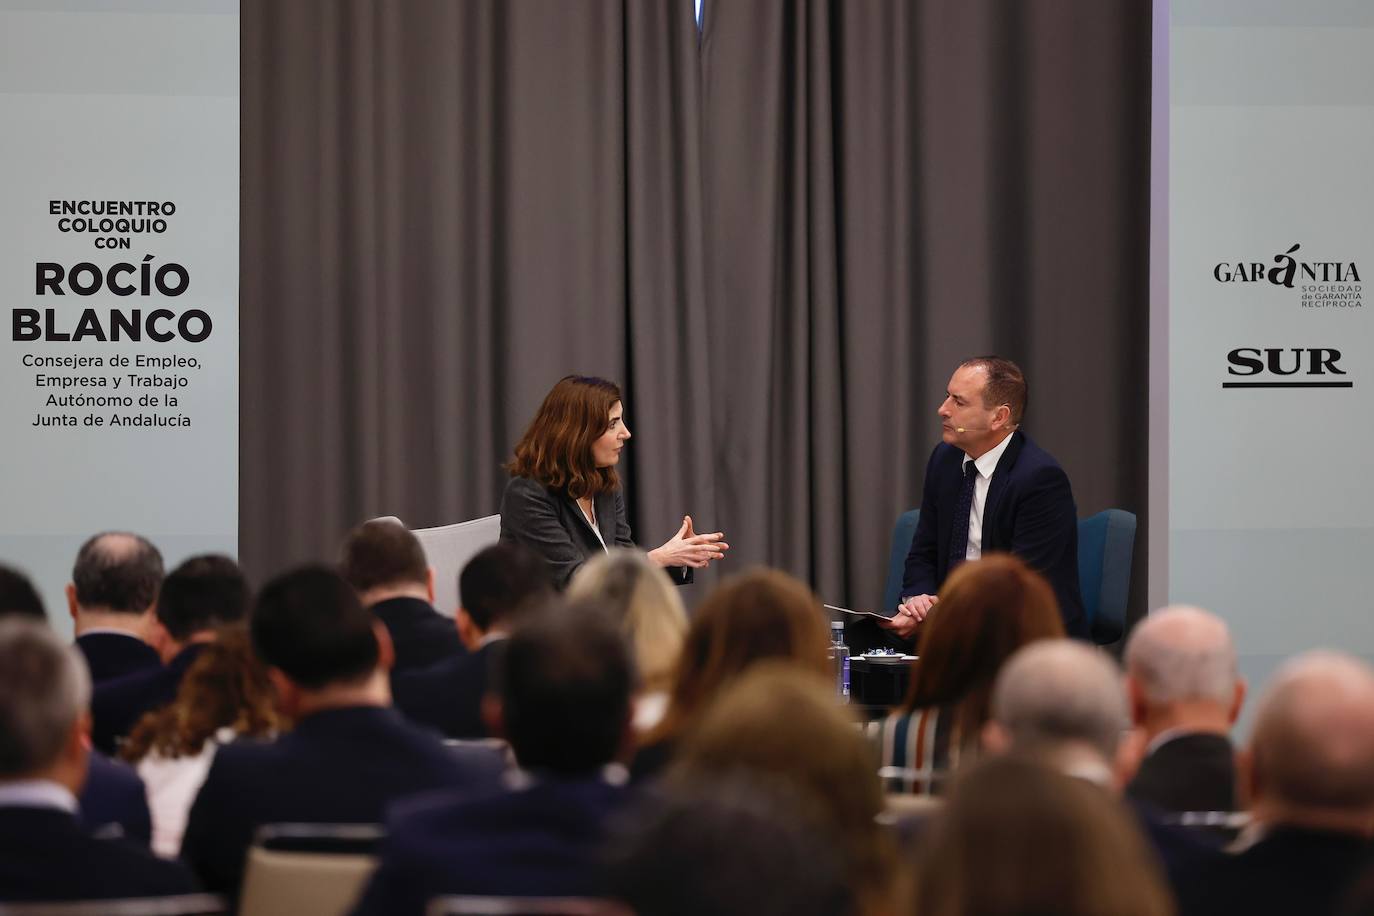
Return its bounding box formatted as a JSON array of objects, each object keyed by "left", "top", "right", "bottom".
[{"left": 829, "top": 620, "right": 850, "bottom": 700}]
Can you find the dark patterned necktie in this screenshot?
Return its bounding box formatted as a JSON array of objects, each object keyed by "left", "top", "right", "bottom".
[{"left": 949, "top": 460, "right": 980, "bottom": 570}]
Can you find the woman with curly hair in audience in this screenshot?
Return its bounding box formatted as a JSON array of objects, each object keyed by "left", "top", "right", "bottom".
[
  {"left": 567, "top": 548, "right": 688, "bottom": 733},
  {"left": 871, "top": 553, "right": 1064, "bottom": 795},
  {"left": 120, "top": 626, "right": 281, "bottom": 857},
  {"left": 632, "top": 567, "right": 832, "bottom": 780}
]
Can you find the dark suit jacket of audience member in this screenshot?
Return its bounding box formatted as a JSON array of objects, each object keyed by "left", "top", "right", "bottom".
[
  {"left": 1126, "top": 732, "right": 1237, "bottom": 815},
  {"left": 1174, "top": 825, "right": 1373, "bottom": 916},
  {"left": 90, "top": 643, "right": 209, "bottom": 756},
  {"left": 371, "top": 596, "right": 466, "bottom": 672},
  {"left": 353, "top": 776, "right": 634, "bottom": 914},
  {"left": 79, "top": 751, "right": 152, "bottom": 846},
  {"left": 180, "top": 705, "right": 504, "bottom": 897},
  {"left": 75, "top": 632, "right": 161, "bottom": 683},
  {"left": 392, "top": 641, "right": 499, "bottom": 739},
  {"left": 0, "top": 805, "right": 196, "bottom": 901}
]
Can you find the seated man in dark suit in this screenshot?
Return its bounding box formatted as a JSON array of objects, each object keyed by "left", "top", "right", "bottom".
[
  {"left": 1123, "top": 605, "right": 1245, "bottom": 815},
  {"left": 92, "top": 554, "right": 249, "bottom": 755},
  {"left": 0, "top": 619, "right": 196, "bottom": 901},
  {"left": 354, "top": 598, "right": 637, "bottom": 914},
  {"left": 392, "top": 542, "right": 553, "bottom": 738},
  {"left": 341, "top": 519, "right": 465, "bottom": 671},
  {"left": 67, "top": 531, "right": 164, "bottom": 682},
  {"left": 857, "top": 357, "right": 1087, "bottom": 650},
  {"left": 0, "top": 562, "right": 155, "bottom": 846},
  {"left": 1174, "top": 652, "right": 1374, "bottom": 916},
  {"left": 181, "top": 566, "right": 502, "bottom": 899}
]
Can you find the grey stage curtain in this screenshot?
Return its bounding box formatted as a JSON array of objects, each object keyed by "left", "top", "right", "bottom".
[
  {"left": 242, "top": 0, "right": 1150, "bottom": 623},
  {"left": 241, "top": 0, "right": 717, "bottom": 583},
  {"left": 699, "top": 0, "right": 1151, "bottom": 619}
]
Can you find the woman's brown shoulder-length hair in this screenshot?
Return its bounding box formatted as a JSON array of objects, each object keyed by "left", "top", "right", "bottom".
[
  {"left": 647, "top": 567, "right": 833, "bottom": 746},
  {"left": 901, "top": 553, "right": 1065, "bottom": 736},
  {"left": 506, "top": 375, "right": 623, "bottom": 499}
]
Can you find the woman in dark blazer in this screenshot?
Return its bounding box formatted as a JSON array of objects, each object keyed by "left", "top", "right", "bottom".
[{"left": 499, "top": 375, "right": 727, "bottom": 589}]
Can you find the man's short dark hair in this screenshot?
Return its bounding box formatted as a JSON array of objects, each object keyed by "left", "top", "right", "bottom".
[
  {"left": 497, "top": 598, "right": 631, "bottom": 774},
  {"left": 961, "top": 355, "right": 1028, "bottom": 425},
  {"left": 460, "top": 542, "right": 554, "bottom": 631},
  {"left": 251, "top": 566, "right": 379, "bottom": 690},
  {"left": 157, "top": 555, "right": 249, "bottom": 642},
  {"left": 0, "top": 565, "right": 46, "bottom": 620},
  {"left": 71, "top": 531, "right": 163, "bottom": 614},
  {"left": 339, "top": 520, "right": 428, "bottom": 594}
]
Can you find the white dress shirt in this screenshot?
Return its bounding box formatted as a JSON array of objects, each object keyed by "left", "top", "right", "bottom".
[
  {"left": 961, "top": 431, "right": 1014, "bottom": 561},
  {"left": 0, "top": 779, "right": 78, "bottom": 813}
]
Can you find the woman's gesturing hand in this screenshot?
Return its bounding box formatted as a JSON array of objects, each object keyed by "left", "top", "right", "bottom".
[{"left": 649, "top": 515, "right": 730, "bottom": 569}]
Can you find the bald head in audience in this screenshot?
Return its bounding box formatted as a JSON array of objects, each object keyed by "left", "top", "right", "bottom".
[
  {"left": 1245, "top": 651, "right": 1374, "bottom": 836},
  {"left": 65, "top": 531, "right": 163, "bottom": 638},
  {"left": 1125, "top": 605, "right": 1244, "bottom": 738},
  {"left": 983, "top": 640, "right": 1128, "bottom": 788}
]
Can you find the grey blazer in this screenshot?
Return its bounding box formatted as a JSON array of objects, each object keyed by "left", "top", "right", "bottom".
[{"left": 498, "top": 476, "right": 691, "bottom": 589}]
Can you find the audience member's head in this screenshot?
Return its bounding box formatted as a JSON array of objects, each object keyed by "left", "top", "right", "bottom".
[
  {"left": 903, "top": 554, "right": 1065, "bottom": 744},
  {"left": 121, "top": 626, "right": 281, "bottom": 763},
  {"left": 148, "top": 554, "right": 249, "bottom": 663},
  {"left": 1244, "top": 651, "right": 1374, "bottom": 836},
  {"left": 911, "top": 756, "right": 1174, "bottom": 916},
  {"left": 339, "top": 519, "right": 433, "bottom": 605},
  {"left": 985, "top": 640, "right": 1129, "bottom": 788},
  {"left": 0, "top": 619, "right": 92, "bottom": 793},
  {"left": 456, "top": 542, "right": 554, "bottom": 649},
  {"left": 650, "top": 568, "right": 830, "bottom": 746},
  {"left": 492, "top": 599, "right": 632, "bottom": 775},
  {"left": 1124, "top": 604, "right": 1244, "bottom": 738},
  {"left": 604, "top": 776, "right": 854, "bottom": 916},
  {"left": 669, "top": 663, "right": 896, "bottom": 911},
  {"left": 251, "top": 565, "right": 391, "bottom": 716},
  {"left": 66, "top": 531, "right": 163, "bottom": 635},
  {"left": 0, "top": 564, "right": 46, "bottom": 620},
  {"left": 568, "top": 549, "right": 687, "bottom": 695}
]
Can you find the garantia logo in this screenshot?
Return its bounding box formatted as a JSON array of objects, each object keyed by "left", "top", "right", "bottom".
[
  {"left": 1214, "top": 244, "right": 1360, "bottom": 286},
  {"left": 1224, "top": 348, "right": 1352, "bottom": 389}
]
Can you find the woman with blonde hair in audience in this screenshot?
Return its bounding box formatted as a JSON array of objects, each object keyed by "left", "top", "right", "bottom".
[
  {"left": 871, "top": 553, "right": 1064, "bottom": 794},
  {"left": 670, "top": 663, "right": 901, "bottom": 915},
  {"left": 120, "top": 626, "right": 281, "bottom": 857},
  {"left": 567, "top": 548, "right": 687, "bottom": 732},
  {"left": 632, "top": 567, "right": 832, "bottom": 779},
  {"left": 911, "top": 755, "right": 1175, "bottom": 916}
]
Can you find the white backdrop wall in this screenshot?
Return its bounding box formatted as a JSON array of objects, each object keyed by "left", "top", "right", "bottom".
[
  {"left": 0, "top": 0, "right": 239, "bottom": 637},
  {"left": 1166, "top": 0, "right": 1374, "bottom": 718}
]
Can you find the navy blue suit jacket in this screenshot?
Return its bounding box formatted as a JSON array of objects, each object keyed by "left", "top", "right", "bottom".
[
  {"left": 371, "top": 596, "right": 466, "bottom": 672},
  {"left": 79, "top": 751, "right": 152, "bottom": 846},
  {"left": 352, "top": 776, "right": 633, "bottom": 915},
  {"left": 180, "top": 705, "right": 504, "bottom": 898},
  {"left": 0, "top": 805, "right": 196, "bottom": 902},
  {"left": 1173, "top": 825, "right": 1372, "bottom": 916},
  {"left": 91, "top": 643, "right": 208, "bottom": 756},
  {"left": 75, "top": 632, "right": 161, "bottom": 683},
  {"left": 392, "top": 641, "right": 498, "bottom": 739},
  {"left": 901, "top": 431, "right": 1087, "bottom": 639}
]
